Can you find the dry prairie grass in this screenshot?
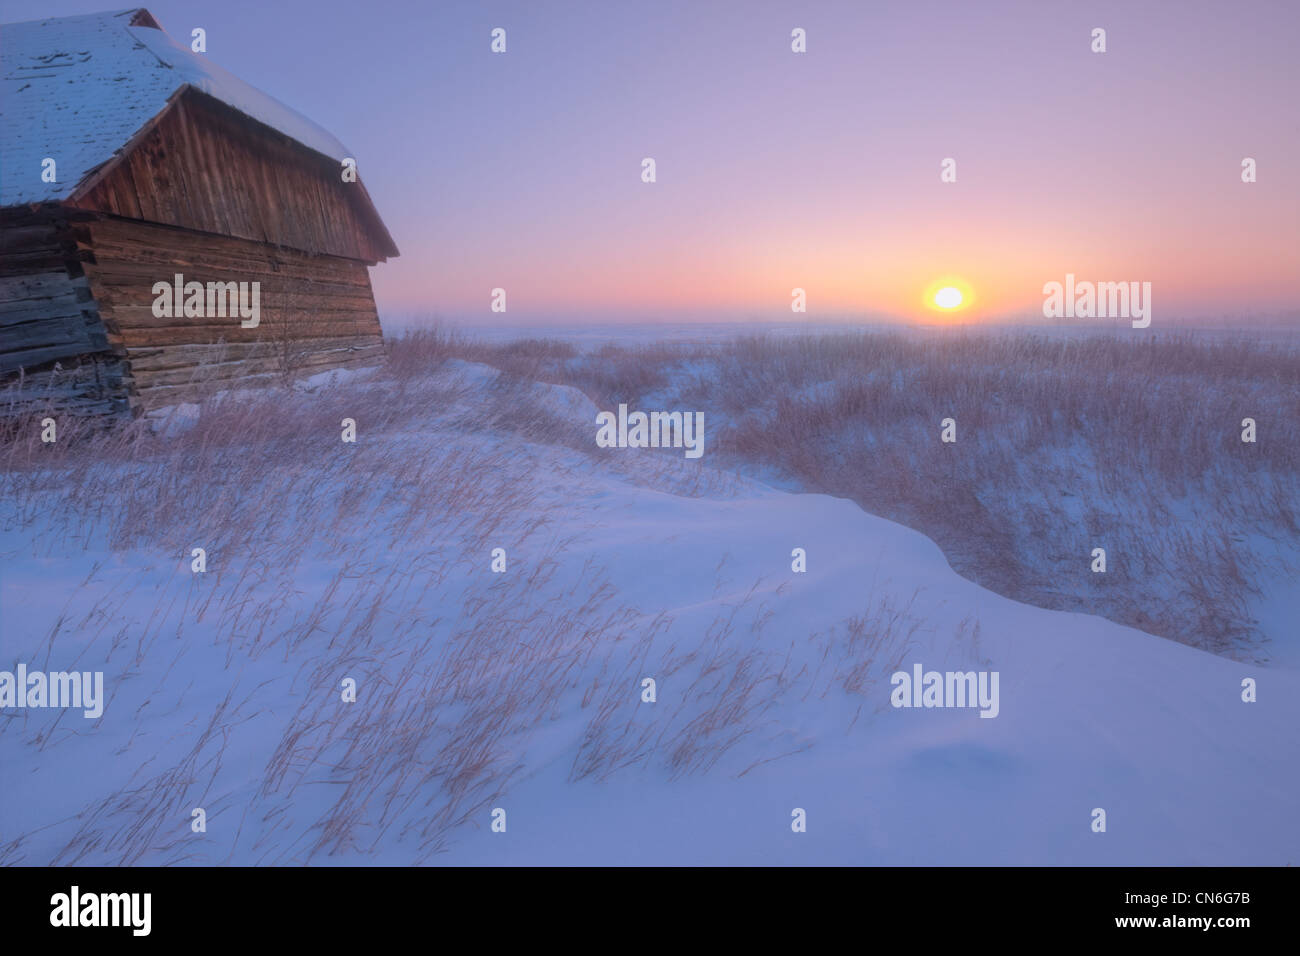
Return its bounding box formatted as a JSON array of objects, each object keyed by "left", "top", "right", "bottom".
[
  {"left": 0, "top": 339, "right": 920, "bottom": 864},
  {"left": 437, "top": 328, "right": 1300, "bottom": 658}
]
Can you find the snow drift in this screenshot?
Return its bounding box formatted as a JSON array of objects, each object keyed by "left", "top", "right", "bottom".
[{"left": 1, "top": 360, "right": 1296, "bottom": 865}]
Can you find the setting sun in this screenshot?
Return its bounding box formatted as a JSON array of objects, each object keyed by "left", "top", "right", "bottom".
[
  {"left": 934, "top": 287, "right": 963, "bottom": 309},
  {"left": 922, "top": 277, "right": 975, "bottom": 316}
]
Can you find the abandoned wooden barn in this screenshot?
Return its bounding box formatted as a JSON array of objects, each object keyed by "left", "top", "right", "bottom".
[{"left": 0, "top": 7, "right": 399, "bottom": 417}]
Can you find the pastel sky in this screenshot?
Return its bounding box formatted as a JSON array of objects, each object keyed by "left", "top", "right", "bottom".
[{"left": 7, "top": 0, "right": 1298, "bottom": 325}]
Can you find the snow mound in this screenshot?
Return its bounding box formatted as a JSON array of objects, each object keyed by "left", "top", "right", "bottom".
[{"left": 1, "top": 363, "right": 1296, "bottom": 865}]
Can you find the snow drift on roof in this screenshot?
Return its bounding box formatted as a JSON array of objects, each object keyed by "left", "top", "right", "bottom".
[{"left": 0, "top": 7, "right": 351, "bottom": 207}]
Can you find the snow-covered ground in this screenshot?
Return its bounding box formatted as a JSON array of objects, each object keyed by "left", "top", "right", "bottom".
[{"left": 1, "top": 361, "right": 1296, "bottom": 865}]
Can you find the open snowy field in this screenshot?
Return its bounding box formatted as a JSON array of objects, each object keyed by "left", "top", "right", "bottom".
[{"left": 2, "top": 348, "right": 1296, "bottom": 865}]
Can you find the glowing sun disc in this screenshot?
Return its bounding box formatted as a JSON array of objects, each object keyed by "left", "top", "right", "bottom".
[{"left": 934, "top": 287, "right": 963, "bottom": 309}]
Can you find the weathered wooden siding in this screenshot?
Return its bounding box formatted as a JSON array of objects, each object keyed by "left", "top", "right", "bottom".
[
  {"left": 1, "top": 206, "right": 104, "bottom": 370},
  {"left": 79, "top": 216, "right": 384, "bottom": 410},
  {"left": 0, "top": 205, "right": 131, "bottom": 417},
  {"left": 70, "top": 88, "right": 397, "bottom": 264}
]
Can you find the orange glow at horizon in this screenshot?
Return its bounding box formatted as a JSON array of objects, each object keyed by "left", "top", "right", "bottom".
[{"left": 375, "top": 210, "right": 1300, "bottom": 323}]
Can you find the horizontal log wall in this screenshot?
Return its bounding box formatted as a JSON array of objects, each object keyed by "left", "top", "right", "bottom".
[
  {"left": 81, "top": 216, "right": 384, "bottom": 410},
  {"left": 70, "top": 88, "right": 396, "bottom": 263},
  {"left": 0, "top": 206, "right": 131, "bottom": 417},
  {"left": 0, "top": 207, "right": 111, "bottom": 371},
  {"left": 0, "top": 354, "right": 131, "bottom": 419}
]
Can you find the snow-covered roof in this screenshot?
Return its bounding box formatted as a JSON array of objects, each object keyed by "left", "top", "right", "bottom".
[{"left": 0, "top": 7, "right": 351, "bottom": 207}]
